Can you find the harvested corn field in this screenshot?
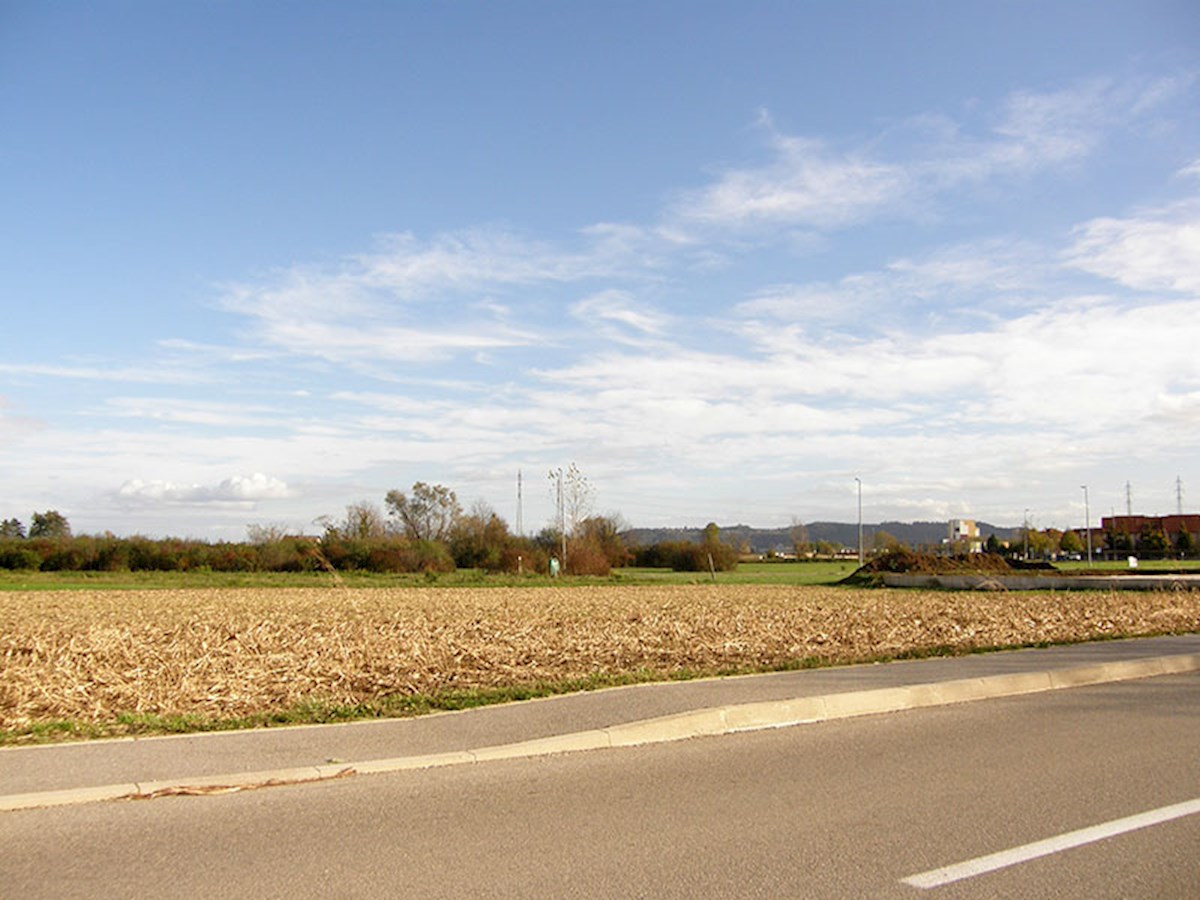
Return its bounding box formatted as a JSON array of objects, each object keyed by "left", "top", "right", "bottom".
[{"left": 3, "top": 584, "right": 1199, "bottom": 741}]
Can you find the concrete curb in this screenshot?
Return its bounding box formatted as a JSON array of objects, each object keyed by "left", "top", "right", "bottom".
[{"left": 4, "top": 652, "right": 1198, "bottom": 814}]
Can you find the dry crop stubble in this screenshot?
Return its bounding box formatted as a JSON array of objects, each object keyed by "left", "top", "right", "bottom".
[{"left": 2, "top": 584, "right": 1198, "bottom": 737}]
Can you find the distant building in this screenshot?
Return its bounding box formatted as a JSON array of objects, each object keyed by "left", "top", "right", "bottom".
[
  {"left": 946, "top": 519, "right": 983, "bottom": 553},
  {"left": 1100, "top": 514, "right": 1200, "bottom": 558}
]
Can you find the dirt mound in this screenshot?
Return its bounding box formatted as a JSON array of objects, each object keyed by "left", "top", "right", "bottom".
[{"left": 841, "top": 550, "right": 1015, "bottom": 585}]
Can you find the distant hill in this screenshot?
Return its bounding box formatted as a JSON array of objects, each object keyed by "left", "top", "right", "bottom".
[{"left": 621, "top": 521, "right": 1021, "bottom": 553}]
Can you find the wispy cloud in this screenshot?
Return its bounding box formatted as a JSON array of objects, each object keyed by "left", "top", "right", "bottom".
[
  {"left": 217, "top": 225, "right": 659, "bottom": 365},
  {"left": 1065, "top": 198, "right": 1200, "bottom": 293},
  {"left": 735, "top": 238, "right": 1047, "bottom": 336},
  {"left": 671, "top": 133, "right": 910, "bottom": 232},
  {"left": 669, "top": 76, "right": 1191, "bottom": 241},
  {"left": 102, "top": 397, "right": 287, "bottom": 428},
  {"left": 0, "top": 361, "right": 210, "bottom": 385},
  {"left": 570, "top": 290, "right": 670, "bottom": 342}
]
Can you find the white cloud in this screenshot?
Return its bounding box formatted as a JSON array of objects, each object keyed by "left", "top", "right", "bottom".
[
  {"left": 988, "top": 80, "right": 1110, "bottom": 169},
  {"left": 0, "top": 362, "right": 208, "bottom": 385},
  {"left": 217, "top": 226, "right": 658, "bottom": 366},
  {"left": 103, "top": 397, "right": 284, "bottom": 428},
  {"left": 927, "top": 76, "right": 1187, "bottom": 187},
  {"left": 673, "top": 134, "right": 910, "bottom": 231},
  {"left": 117, "top": 473, "right": 292, "bottom": 506},
  {"left": 570, "top": 290, "right": 670, "bottom": 339},
  {"left": 1065, "top": 200, "right": 1200, "bottom": 293},
  {"left": 349, "top": 229, "right": 610, "bottom": 295},
  {"left": 0, "top": 397, "right": 45, "bottom": 442},
  {"left": 668, "top": 76, "right": 1187, "bottom": 241},
  {"left": 736, "top": 239, "right": 1046, "bottom": 332}
]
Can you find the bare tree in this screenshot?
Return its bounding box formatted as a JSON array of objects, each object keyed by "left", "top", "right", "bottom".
[
  {"left": 561, "top": 463, "right": 594, "bottom": 536},
  {"left": 246, "top": 523, "right": 289, "bottom": 545},
  {"left": 338, "top": 502, "right": 388, "bottom": 540}
]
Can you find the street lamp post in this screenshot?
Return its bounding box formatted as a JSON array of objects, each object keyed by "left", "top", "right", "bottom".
[
  {"left": 855, "top": 477, "right": 863, "bottom": 566},
  {"left": 1081, "top": 485, "right": 1093, "bottom": 567}
]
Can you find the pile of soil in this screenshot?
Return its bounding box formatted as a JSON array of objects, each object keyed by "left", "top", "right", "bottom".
[{"left": 840, "top": 550, "right": 1033, "bottom": 585}]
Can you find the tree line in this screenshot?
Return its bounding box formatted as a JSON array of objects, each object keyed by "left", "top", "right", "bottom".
[{"left": 0, "top": 483, "right": 742, "bottom": 575}]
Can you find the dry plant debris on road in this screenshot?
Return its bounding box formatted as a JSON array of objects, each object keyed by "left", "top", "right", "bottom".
[{"left": 2, "top": 585, "right": 1198, "bottom": 735}]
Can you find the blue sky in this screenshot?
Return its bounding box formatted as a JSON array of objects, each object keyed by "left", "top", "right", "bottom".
[{"left": 2, "top": 1, "right": 1199, "bottom": 540}]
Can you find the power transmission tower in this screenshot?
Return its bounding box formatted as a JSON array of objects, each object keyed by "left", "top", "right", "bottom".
[
  {"left": 1125, "top": 480, "right": 1132, "bottom": 516},
  {"left": 516, "top": 470, "right": 523, "bottom": 537},
  {"left": 1178, "top": 476, "right": 1185, "bottom": 515}
]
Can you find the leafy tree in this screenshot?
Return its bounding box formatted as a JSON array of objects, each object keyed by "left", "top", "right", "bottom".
[
  {"left": 0, "top": 546, "right": 41, "bottom": 570},
  {"left": 1174, "top": 528, "right": 1193, "bottom": 559},
  {"left": 699, "top": 522, "right": 739, "bottom": 571},
  {"left": 1044, "top": 529, "right": 1063, "bottom": 557},
  {"left": 575, "top": 515, "right": 631, "bottom": 568},
  {"left": 29, "top": 510, "right": 71, "bottom": 539},
  {"left": 1138, "top": 523, "right": 1169, "bottom": 559},
  {"left": 1105, "top": 529, "right": 1133, "bottom": 556},
  {"left": 1058, "top": 529, "right": 1083, "bottom": 556},
  {"left": 1024, "top": 528, "right": 1052, "bottom": 559},
  {"left": 449, "top": 501, "right": 512, "bottom": 570},
  {"left": 385, "top": 482, "right": 461, "bottom": 542},
  {"left": 0, "top": 518, "right": 25, "bottom": 538},
  {"left": 789, "top": 519, "right": 811, "bottom": 557},
  {"left": 873, "top": 530, "right": 904, "bottom": 553}
]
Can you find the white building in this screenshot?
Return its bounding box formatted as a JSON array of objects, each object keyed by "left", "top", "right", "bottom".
[{"left": 947, "top": 519, "right": 983, "bottom": 553}]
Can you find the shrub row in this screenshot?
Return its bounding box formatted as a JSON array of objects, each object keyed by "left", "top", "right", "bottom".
[
  {"left": 0, "top": 531, "right": 735, "bottom": 576},
  {"left": 632, "top": 540, "right": 739, "bottom": 572},
  {"left": 0, "top": 536, "right": 321, "bottom": 573}
]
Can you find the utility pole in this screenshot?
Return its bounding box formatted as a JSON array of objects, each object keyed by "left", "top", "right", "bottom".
[
  {"left": 1023, "top": 508, "right": 1030, "bottom": 560},
  {"left": 555, "top": 467, "right": 566, "bottom": 566},
  {"left": 1081, "top": 485, "right": 1093, "bottom": 566},
  {"left": 516, "top": 470, "right": 523, "bottom": 537},
  {"left": 855, "top": 477, "right": 863, "bottom": 566}
]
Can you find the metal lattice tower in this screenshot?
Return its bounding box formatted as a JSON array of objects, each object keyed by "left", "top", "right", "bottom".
[{"left": 516, "top": 469, "right": 523, "bottom": 537}]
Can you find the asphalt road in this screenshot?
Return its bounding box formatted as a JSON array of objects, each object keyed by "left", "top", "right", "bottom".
[{"left": 3, "top": 671, "right": 1197, "bottom": 898}]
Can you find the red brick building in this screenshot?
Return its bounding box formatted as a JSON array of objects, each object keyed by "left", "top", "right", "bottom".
[{"left": 1100, "top": 514, "right": 1200, "bottom": 558}]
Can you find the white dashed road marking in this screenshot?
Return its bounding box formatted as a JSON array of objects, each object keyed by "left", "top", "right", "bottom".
[{"left": 902, "top": 798, "right": 1200, "bottom": 889}]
